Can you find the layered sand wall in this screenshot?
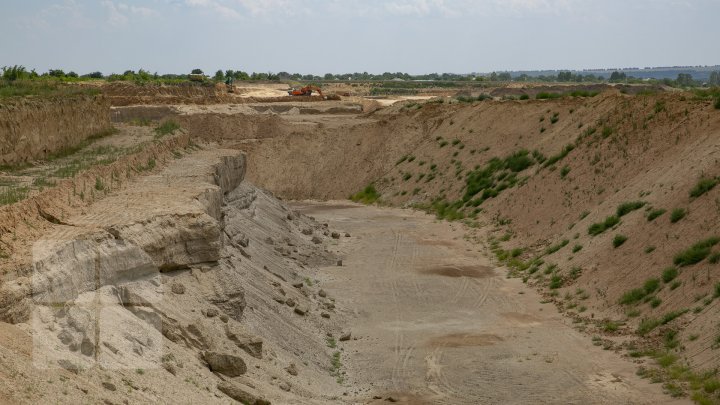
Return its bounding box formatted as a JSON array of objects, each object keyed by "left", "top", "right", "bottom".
[{"left": 0, "top": 95, "right": 111, "bottom": 165}]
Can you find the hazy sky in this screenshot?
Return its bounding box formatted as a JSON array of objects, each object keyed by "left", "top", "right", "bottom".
[{"left": 1, "top": 0, "right": 718, "bottom": 75}]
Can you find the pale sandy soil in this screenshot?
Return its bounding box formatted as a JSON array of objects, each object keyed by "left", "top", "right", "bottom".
[{"left": 293, "top": 201, "right": 689, "bottom": 405}]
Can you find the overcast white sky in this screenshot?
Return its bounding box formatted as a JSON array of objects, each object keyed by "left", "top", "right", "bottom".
[{"left": 1, "top": 0, "right": 718, "bottom": 75}]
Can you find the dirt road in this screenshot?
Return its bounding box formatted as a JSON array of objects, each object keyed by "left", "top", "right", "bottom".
[{"left": 293, "top": 202, "right": 686, "bottom": 405}]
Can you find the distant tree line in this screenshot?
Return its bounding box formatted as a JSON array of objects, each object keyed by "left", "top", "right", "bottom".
[{"left": 3, "top": 65, "right": 720, "bottom": 89}]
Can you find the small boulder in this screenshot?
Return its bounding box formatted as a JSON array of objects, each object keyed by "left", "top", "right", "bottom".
[
  {"left": 80, "top": 337, "right": 95, "bottom": 357},
  {"left": 345, "top": 233, "right": 351, "bottom": 237},
  {"left": 217, "top": 381, "right": 271, "bottom": 405},
  {"left": 339, "top": 332, "right": 352, "bottom": 342},
  {"left": 292, "top": 282, "right": 304, "bottom": 289},
  {"left": 337, "top": 260, "right": 343, "bottom": 267},
  {"left": 285, "top": 298, "right": 296, "bottom": 307},
  {"left": 102, "top": 382, "right": 117, "bottom": 392},
  {"left": 331, "top": 232, "right": 341, "bottom": 239},
  {"left": 311, "top": 236, "right": 322, "bottom": 245},
  {"left": 318, "top": 289, "right": 327, "bottom": 298},
  {"left": 203, "top": 308, "right": 219, "bottom": 318},
  {"left": 170, "top": 283, "right": 186, "bottom": 295},
  {"left": 203, "top": 351, "right": 247, "bottom": 377},
  {"left": 57, "top": 359, "right": 80, "bottom": 374},
  {"left": 294, "top": 305, "right": 309, "bottom": 316},
  {"left": 321, "top": 312, "right": 330, "bottom": 319},
  {"left": 285, "top": 363, "right": 298, "bottom": 376},
  {"left": 301, "top": 228, "right": 313, "bottom": 236}
]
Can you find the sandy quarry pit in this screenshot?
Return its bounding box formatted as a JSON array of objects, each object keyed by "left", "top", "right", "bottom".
[{"left": 3, "top": 85, "right": 718, "bottom": 404}]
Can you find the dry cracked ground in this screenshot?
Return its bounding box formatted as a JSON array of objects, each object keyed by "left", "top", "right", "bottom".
[{"left": 3, "top": 85, "right": 719, "bottom": 404}]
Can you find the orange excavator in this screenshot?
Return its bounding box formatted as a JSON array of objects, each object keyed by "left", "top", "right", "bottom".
[{"left": 288, "top": 85, "right": 324, "bottom": 98}]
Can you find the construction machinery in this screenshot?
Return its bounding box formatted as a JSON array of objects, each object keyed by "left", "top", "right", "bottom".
[{"left": 288, "top": 85, "right": 324, "bottom": 98}]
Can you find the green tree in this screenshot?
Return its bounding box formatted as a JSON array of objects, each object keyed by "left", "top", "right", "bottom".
[
  {"left": 191, "top": 68, "right": 204, "bottom": 75},
  {"left": 708, "top": 71, "right": 720, "bottom": 86},
  {"left": 609, "top": 71, "right": 626, "bottom": 82},
  {"left": 48, "top": 69, "right": 66, "bottom": 78},
  {"left": 676, "top": 73, "right": 694, "bottom": 87},
  {"left": 1, "top": 65, "right": 29, "bottom": 81},
  {"left": 214, "top": 70, "right": 225, "bottom": 81}
]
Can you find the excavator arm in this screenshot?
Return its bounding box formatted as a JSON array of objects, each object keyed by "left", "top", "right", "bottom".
[{"left": 288, "top": 85, "right": 324, "bottom": 98}]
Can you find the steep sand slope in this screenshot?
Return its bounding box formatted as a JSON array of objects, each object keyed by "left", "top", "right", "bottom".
[{"left": 238, "top": 91, "right": 720, "bottom": 401}]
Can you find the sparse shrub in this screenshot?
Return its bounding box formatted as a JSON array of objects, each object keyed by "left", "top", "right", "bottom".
[
  {"left": 601, "top": 126, "right": 613, "bottom": 138},
  {"left": 710, "top": 252, "right": 720, "bottom": 264},
  {"left": 616, "top": 201, "right": 646, "bottom": 217},
  {"left": 94, "top": 177, "right": 104, "bottom": 191},
  {"left": 545, "top": 239, "right": 569, "bottom": 255},
  {"left": 519, "top": 94, "right": 529, "bottom": 100},
  {"left": 569, "top": 266, "right": 582, "bottom": 279},
  {"left": 536, "top": 92, "right": 562, "bottom": 100},
  {"left": 644, "top": 278, "right": 660, "bottom": 294},
  {"left": 714, "top": 282, "right": 720, "bottom": 298},
  {"left": 350, "top": 184, "right": 380, "bottom": 204},
  {"left": 560, "top": 165, "right": 570, "bottom": 178},
  {"left": 154, "top": 120, "right": 181, "bottom": 138},
  {"left": 549, "top": 275, "right": 563, "bottom": 289},
  {"left": 650, "top": 297, "right": 662, "bottom": 308},
  {"left": 637, "top": 317, "right": 661, "bottom": 335},
  {"left": 620, "top": 288, "right": 646, "bottom": 305},
  {"left": 403, "top": 173, "right": 412, "bottom": 181},
  {"left": 550, "top": 114, "right": 559, "bottom": 124},
  {"left": 715, "top": 97, "right": 720, "bottom": 109},
  {"left": 504, "top": 150, "right": 534, "bottom": 172},
  {"left": 603, "top": 321, "right": 619, "bottom": 332},
  {"left": 647, "top": 208, "right": 666, "bottom": 221},
  {"left": 661, "top": 309, "right": 687, "bottom": 325},
  {"left": 613, "top": 234, "right": 628, "bottom": 248},
  {"left": 531, "top": 150, "right": 546, "bottom": 164},
  {"left": 588, "top": 215, "right": 620, "bottom": 236},
  {"left": 645, "top": 246, "right": 656, "bottom": 254},
  {"left": 439, "top": 140, "right": 449, "bottom": 147},
  {"left": 689, "top": 177, "right": 718, "bottom": 198},
  {"left": 670, "top": 208, "right": 687, "bottom": 223},
  {"left": 572, "top": 244, "right": 582, "bottom": 253},
  {"left": 662, "top": 267, "right": 679, "bottom": 283},
  {"left": 543, "top": 144, "right": 575, "bottom": 167},
  {"left": 673, "top": 236, "right": 720, "bottom": 266}
]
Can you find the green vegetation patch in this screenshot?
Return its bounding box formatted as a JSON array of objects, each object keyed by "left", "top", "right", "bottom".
[
  {"left": 543, "top": 144, "right": 575, "bottom": 168},
  {"left": 662, "top": 267, "right": 679, "bottom": 283},
  {"left": 673, "top": 237, "right": 720, "bottom": 266},
  {"left": 462, "top": 149, "right": 537, "bottom": 204},
  {"left": 588, "top": 215, "right": 620, "bottom": 236},
  {"left": 616, "top": 201, "right": 646, "bottom": 217},
  {"left": 689, "top": 177, "right": 718, "bottom": 198},
  {"left": 350, "top": 184, "right": 380, "bottom": 204},
  {"left": 670, "top": 208, "right": 687, "bottom": 223},
  {"left": 612, "top": 234, "right": 628, "bottom": 248},
  {"left": 647, "top": 208, "right": 666, "bottom": 221},
  {"left": 154, "top": 120, "right": 181, "bottom": 138}
]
